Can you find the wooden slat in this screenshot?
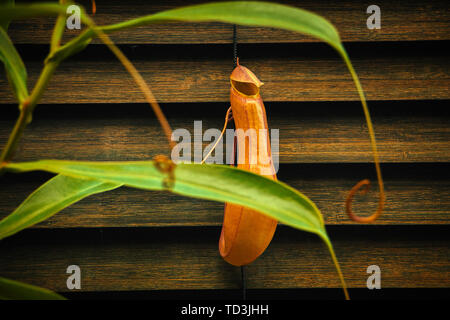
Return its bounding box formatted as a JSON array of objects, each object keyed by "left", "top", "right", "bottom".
[
  {"left": 0, "top": 227, "right": 448, "bottom": 291},
  {"left": 2, "top": 0, "right": 449, "bottom": 298},
  {"left": 8, "top": 0, "right": 450, "bottom": 44},
  {"left": 1, "top": 102, "right": 449, "bottom": 163},
  {"left": 1, "top": 48, "right": 448, "bottom": 104},
  {"left": 1, "top": 163, "right": 448, "bottom": 227}
]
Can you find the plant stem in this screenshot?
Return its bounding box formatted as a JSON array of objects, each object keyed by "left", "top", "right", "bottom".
[
  {"left": 325, "top": 239, "right": 349, "bottom": 300},
  {"left": 81, "top": 15, "right": 175, "bottom": 151},
  {"left": 1, "top": 1, "right": 66, "bottom": 165},
  {"left": 0, "top": 61, "right": 59, "bottom": 163},
  {"left": 50, "top": 1, "right": 67, "bottom": 52},
  {"left": 0, "top": 104, "right": 27, "bottom": 163},
  {"left": 338, "top": 48, "right": 385, "bottom": 222}
]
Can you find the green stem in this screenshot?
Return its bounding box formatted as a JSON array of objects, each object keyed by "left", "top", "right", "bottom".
[
  {"left": 0, "top": 61, "right": 59, "bottom": 163},
  {"left": 323, "top": 235, "right": 349, "bottom": 300},
  {"left": 0, "top": 105, "right": 27, "bottom": 163},
  {"left": 1, "top": 1, "right": 65, "bottom": 164},
  {"left": 50, "top": 1, "right": 67, "bottom": 52}
]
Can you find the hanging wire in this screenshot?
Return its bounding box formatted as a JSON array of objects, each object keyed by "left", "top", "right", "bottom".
[
  {"left": 233, "top": 24, "right": 238, "bottom": 66},
  {"left": 202, "top": 25, "right": 239, "bottom": 165},
  {"left": 241, "top": 265, "right": 247, "bottom": 300},
  {"left": 233, "top": 24, "right": 247, "bottom": 301}
]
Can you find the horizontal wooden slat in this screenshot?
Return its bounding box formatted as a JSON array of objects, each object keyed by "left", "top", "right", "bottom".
[
  {"left": 1, "top": 163, "right": 448, "bottom": 227},
  {"left": 1, "top": 43, "right": 449, "bottom": 104},
  {"left": 8, "top": 0, "right": 450, "bottom": 44},
  {"left": 0, "top": 227, "right": 448, "bottom": 291},
  {"left": 1, "top": 102, "right": 449, "bottom": 163},
  {"left": 2, "top": 0, "right": 448, "bottom": 298}
]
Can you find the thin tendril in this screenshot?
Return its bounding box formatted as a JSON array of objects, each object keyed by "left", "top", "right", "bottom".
[
  {"left": 81, "top": 14, "right": 175, "bottom": 152},
  {"left": 325, "top": 240, "right": 349, "bottom": 300},
  {"left": 91, "top": 0, "right": 96, "bottom": 15},
  {"left": 346, "top": 179, "right": 385, "bottom": 223},
  {"left": 201, "top": 107, "right": 233, "bottom": 164},
  {"left": 340, "top": 51, "right": 385, "bottom": 223}
]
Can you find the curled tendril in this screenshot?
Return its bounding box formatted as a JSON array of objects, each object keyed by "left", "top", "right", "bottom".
[
  {"left": 153, "top": 155, "right": 176, "bottom": 189},
  {"left": 345, "top": 179, "right": 385, "bottom": 223}
]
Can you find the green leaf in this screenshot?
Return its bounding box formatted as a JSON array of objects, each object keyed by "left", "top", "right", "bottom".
[
  {"left": 0, "top": 174, "right": 121, "bottom": 240},
  {"left": 96, "top": 1, "right": 366, "bottom": 121},
  {"left": 0, "top": 2, "right": 67, "bottom": 22},
  {"left": 52, "top": 1, "right": 343, "bottom": 61},
  {"left": 0, "top": 0, "right": 15, "bottom": 31},
  {"left": 5, "top": 160, "right": 327, "bottom": 240},
  {"left": 46, "top": 37, "right": 92, "bottom": 64},
  {"left": 0, "top": 276, "right": 65, "bottom": 300},
  {"left": 3, "top": 160, "right": 349, "bottom": 298},
  {"left": 0, "top": 27, "right": 28, "bottom": 102},
  {"left": 103, "top": 1, "right": 340, "bottom": 45}
]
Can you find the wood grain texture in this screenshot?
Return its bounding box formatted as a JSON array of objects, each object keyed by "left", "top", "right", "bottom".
[
  {"left": 1, "top": 102, "right": 448, "bottom": 163},
  {"left": 0, "top": 163, "right": 448, "bottom": 228},
  {"left": 1, "top": 0, "right": 449, "bottom": 296},
  {"left": 8, "top": 0, "right": 450, "bottom": 44},
  {"left": 1, "top": 45, "right": 449, "bottom": 104},
  {"left": 0, "top": 227, "right": 448, "bottom": 291}
]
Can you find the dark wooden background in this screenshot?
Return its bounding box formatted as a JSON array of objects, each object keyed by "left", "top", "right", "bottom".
[{"left": 0, "top": 0, "right": 449, "bottom": 299}]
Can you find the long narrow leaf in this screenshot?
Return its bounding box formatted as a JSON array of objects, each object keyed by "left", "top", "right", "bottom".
[
  {"left": 5, "top": 160, "right": 328, "bottom": 240},
  {"left": 0, "top": 27, "right": 28, "bottom": 102},
  {"left": 0, "top": 277, "right": 65, "bottom": 300},
  {"left": 0, "top": 0, "right": 15, "bottom": 31},
  {"left": 0, "top": 174, "right": 121, "bottom": 240},
  {"left": 0, "top": 2, "right": 67, "bottom": 22},
  {"left": 108, "top": 1, "right": 340, "bottom": 45},
  {"left": 50, "top": 1, "right": 343, "bottom": 62}
]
